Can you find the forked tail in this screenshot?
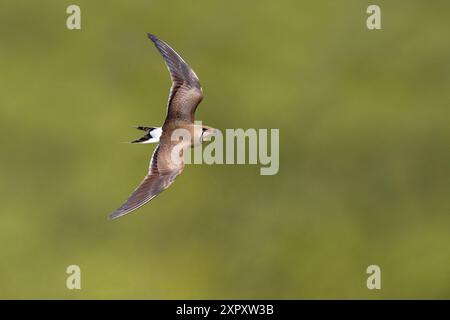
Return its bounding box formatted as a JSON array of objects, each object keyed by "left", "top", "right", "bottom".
[{"left": 131, "top": 126, "right": 162, "bottom": 144}]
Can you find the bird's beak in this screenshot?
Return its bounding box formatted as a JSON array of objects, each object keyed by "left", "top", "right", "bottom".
[
  {"left": 210, "top": 128, "right": 219, "bottom": 136},
  {"left": 204, "top": 128, "right": 218, "bottom": 140}
]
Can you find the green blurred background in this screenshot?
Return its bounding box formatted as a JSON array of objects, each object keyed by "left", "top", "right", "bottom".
[{"left": 1, "top": 0, "right": 449, "bottom": 299}]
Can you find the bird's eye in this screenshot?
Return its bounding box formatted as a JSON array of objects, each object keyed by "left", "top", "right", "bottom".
[{"left": 202, "top": 127, "right": 208, "bottom": 132}]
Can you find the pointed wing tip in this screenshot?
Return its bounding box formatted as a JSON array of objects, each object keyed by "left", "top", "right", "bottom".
[
  {"left": 108, "top": 207, "right": 131, "bottom": 220},
  {"left": 147, "top": 33, "right": 158, "bottom": 43},
  {"left": 107, "top": 211, "right": 121, "bottom": 220}
]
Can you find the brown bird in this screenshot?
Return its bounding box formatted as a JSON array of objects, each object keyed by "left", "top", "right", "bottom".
[{"left": 109, "top": 34, "right": 217, "bottom": 220}]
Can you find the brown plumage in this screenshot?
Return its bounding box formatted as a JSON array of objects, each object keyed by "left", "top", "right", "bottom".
[{"left": 108, "top": 34, "right": 216, "bottom": 220}]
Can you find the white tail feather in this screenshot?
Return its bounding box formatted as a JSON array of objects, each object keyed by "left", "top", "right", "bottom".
[{"left": 131, "top": 127, "right": 162, "bottom": 144}]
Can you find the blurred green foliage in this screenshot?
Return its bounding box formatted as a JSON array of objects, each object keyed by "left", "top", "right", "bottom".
[{"left": 0, "top": 0, "right": 449, "bottom": 299}]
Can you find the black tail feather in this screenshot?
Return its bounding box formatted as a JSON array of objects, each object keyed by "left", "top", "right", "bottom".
[
  {"left": 136, "top": 126, "right": 156, "bottom": 131},
  {"left": 131, "top": 133, "right": 151, "bottom": 143},
  {"left": 131, "top": 126, "right": 161, "bottom": 143}
]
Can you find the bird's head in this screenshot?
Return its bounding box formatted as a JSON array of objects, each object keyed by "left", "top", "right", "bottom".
[{"left": 201, "top": 125, "right": 218, "bottom": 142}]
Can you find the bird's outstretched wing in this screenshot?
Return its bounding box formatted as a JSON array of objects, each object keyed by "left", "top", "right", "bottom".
[
  {"left": 148, "top": 33, "right": 203, "bottom": 124},
  {"left": 108, "top": 144, "right": 184, "bottom": 220}
]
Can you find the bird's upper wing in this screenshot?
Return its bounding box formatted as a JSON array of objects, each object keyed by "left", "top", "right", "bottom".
[
  {"left": 148, "top": 33, "right": 203, "bottom": 124},
  {"left": 108, "top": 143, "right": 184, "bottom": 220}
]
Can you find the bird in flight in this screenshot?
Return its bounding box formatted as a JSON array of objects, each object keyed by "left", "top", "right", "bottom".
[{"left": 108, "top": 34, "right": 217, "bottom": 220}]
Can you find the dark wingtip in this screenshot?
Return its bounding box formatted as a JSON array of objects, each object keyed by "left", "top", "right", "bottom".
[
  {"left": 147, "top": 33, "right": 158, "bottom": 42},
  {"left": 107, "top": 212, "right": 118, "bottom": 220},
  {"left": 108, "top": 209, "right": 125, "bottom": 220}
]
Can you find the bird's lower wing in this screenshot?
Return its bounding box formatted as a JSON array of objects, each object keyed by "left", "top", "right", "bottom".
[
  {"left": 108, "top": 144, "right": 183, "bottom": 220},
  {"left": 108, "top": 171, "right": 180, "bottom": 220}
]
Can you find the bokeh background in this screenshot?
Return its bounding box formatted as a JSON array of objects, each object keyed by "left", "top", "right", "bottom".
[{"left": 0, "top": 0, "right": 449, "bottom": 299}]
